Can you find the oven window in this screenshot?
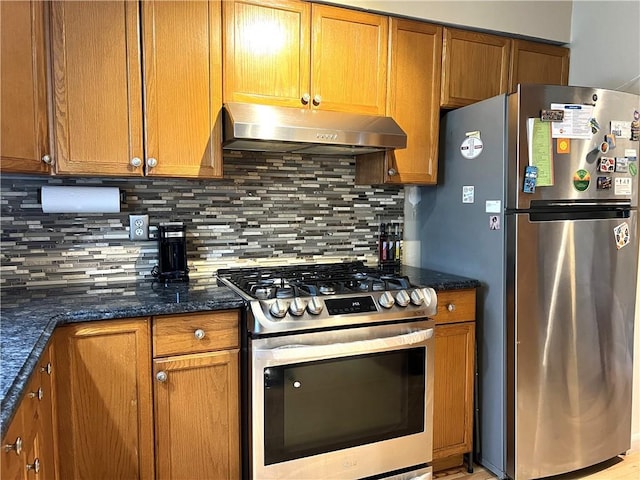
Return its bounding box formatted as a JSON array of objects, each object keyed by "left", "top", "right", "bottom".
[{"left": 263, "top": 347, "right": 425, "bottom": 465}]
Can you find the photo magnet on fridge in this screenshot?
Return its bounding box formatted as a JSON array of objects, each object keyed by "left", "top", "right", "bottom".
[{"left": 523, "top": 165, "right": 538, "bottom": 193}]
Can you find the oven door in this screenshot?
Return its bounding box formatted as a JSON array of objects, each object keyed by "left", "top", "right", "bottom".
[{"left": 250, "top": 319, "right": 434, "bottom": 480}]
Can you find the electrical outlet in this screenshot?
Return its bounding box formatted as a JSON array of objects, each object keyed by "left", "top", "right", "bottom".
[{"left": 129, "top": 214, "right": 149, "bottom": 241}]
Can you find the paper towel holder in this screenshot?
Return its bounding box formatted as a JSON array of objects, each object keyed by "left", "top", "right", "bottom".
[{"left": 39, "top": 186, "right": 125, "bottom": 213}]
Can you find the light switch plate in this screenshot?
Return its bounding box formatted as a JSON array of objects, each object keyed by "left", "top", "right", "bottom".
[{"left": 129, "top": 214, "right": 149, "bottom": 241}]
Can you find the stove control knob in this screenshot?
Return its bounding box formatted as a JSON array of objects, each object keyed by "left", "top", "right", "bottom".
[
  {"left": 421, "top": 287, "right": 437, "bottom": 310},
  {"left": 289, "top": 298, "right": 307, "bottom": 316},
  {"left": 379, "top": 291, "right": 395, "bottom": 309},
  {"left": 307, "top": 296, "right": 324, "bottom": 315},
  {"left": 410, "top": 289, "right": 425, "bottom": 306},
  {"left": 269, "top": 299, "right": 288, "bottom": 319},
  {"left": 395, "top": 289, "right": 411, "bottom": 307}
]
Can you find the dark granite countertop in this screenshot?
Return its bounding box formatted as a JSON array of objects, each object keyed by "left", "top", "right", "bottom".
[
  {"left": 0, "top": 265, "right": 479, "bottom": 438},
  {"left": 0, "top": 277, "right": 245, "bottom": 438}
]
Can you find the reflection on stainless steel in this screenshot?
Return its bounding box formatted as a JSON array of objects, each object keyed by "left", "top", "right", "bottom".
[{"left": 223, "top": 102, "right": 407, "bottom": 155}]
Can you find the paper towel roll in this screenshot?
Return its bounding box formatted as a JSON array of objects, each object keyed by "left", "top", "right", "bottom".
[{"left": 41, "top": 186, "right": 121, "bottom": 213}]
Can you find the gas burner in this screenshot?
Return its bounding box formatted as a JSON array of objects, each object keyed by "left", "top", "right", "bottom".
[{"left": 319, "top": 285, "right": 336, "bottom": 295}]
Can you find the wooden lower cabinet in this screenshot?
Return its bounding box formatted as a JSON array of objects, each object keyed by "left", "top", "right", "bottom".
[
  {"left": 1, "top": 342, "right": 56, "bottom": 480},
  {"left": 432, "top": 289, "right": 476, "bottom": 471},
  {"left": 53, "top": 319, "right": 155, "bottom": 480},
  {"left": 153, "top": 350, "right": 240, "bottom": 480},
  {"left": 152, "top": 311, "right": 240, "bottom": 480}
]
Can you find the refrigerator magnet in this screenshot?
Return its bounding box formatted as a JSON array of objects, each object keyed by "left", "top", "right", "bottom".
[
  {"left": 573, "top": 169, "right": 591, "bottom": 191},
  {"left": 614, "top": 177, "right": 632, "bottom": 195},
  {"left": 615, "top": 158, "right": 629, "bottom": 173},
  {"left": 605, "top": 133, "right": 616, "bottom": 149},
  {"left": 599, "top": 157, "right": 615, "bottom": 172},
  {"left": 460, "top": 132, "right": 483, "bottom": 159},
  {"left": 599, "top": 141, "right": 609, "bottom": 154},
  {"left": 613, "top": 222, "right": 630, "bottom": 250},
  {"left": 489, "top": 216, "right": 500, "bottom": 230},
  {"left": 523, "top": 165, "right": 538, "bottom": 193},
  {"left": 462, "top": 186, "right": 475, "bottom": 203},
  {"left": 597, "top": 176, "right": 612, "bottom": 189},
  {"left": 624, "top": 149, "right": 637, "bottom": 161},
  {"left": 556, "top": 138, "right": 570, "bottom": 154},
  {"left": 630, "top": 163, "right": 638, "bottom": 177}
]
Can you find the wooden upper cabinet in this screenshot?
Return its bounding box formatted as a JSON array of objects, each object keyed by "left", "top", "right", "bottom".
[
  {"left": 0, "top": 1, "right": 51, "bottom": 174},
  {"left": 223, "top": 0, "right": 311, "bottom": 108},
  {"left": 142, "top": 0, "right": 223, "bottom": 178},
  {"left": 51, "top": 1, "right": 143, "bottom": 176},
  {"left": 311, "top": 4, "right": 388, "bottom": 115},
  {"left": 509, "top": 39, "right": 570, "bottom": 92},
  {"left": 224, "top": 0, "right": 388, "bottom": 115},
  {"left": 51, "top": 1, "right": 223, "bottom": 178},
  {"left": 441, "top": 28, "right": 511, "bottom": 108},
  {"left": 357, "top": 18, "right": 441, "bottom": 185}
]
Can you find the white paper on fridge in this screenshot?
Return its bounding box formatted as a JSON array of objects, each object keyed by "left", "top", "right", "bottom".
[{"left": 550, "top": 103, "right": 594, "bottom": 139}]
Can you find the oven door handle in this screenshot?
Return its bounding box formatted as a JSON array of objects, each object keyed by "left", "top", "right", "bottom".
[{"left": 254, "top": 328, "right": 433, "bottom": 362}]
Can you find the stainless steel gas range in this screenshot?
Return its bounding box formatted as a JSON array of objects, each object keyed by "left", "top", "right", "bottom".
[{"left": 217, "top": 261, "right": 437, "bottom": 480}]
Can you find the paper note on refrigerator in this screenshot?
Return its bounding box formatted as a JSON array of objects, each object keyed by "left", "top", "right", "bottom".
[
  {"left": 527, "top": 118, "right": 554, "bottom": 186},
  {"left": 549, "top": 104, "right": 594, "bottom": 139}
]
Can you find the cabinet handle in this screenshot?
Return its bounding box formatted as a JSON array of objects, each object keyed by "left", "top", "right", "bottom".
[
  {"left": 312, "top": 94, "right": 321, "bottom": 106},
  {"left": 301, "top": 93, "right": 311, "bottom": 105},
  {"left": 387, "top": 168, "right": 398, "bottom": 176},
  {"left": 27, "top": 387, "right": 44, "bottom": 401},
  {"left": 4, "top": 437, "right": 22, "bottom": 455},
  {"left": 130, "top": 157, "right": 142, "bottom": 168},
  {"left": 194, "top": 329, "right": 205, "bottom": 340},
  {"left": 447, "top": 303, "right": 455, "bottom": 312},
  {"left": 26, "top": 458, "right": 40, "bottom": 473},
  {"left": 40, "top": 362, "right": 52, "bottom": 375},
  {"left": 41, "top": 154, "right": 53, "bottom": 165},
  {"left": 146, "top": 157, "right": 158, "bottom": 168},
  {"left": 156, "top": 371, "right": 168, "bottom": 383}
]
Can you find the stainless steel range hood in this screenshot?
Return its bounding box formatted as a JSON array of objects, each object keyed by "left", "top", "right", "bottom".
[{"left": 222, "top": 102, "right": 406, "bottom": 156}]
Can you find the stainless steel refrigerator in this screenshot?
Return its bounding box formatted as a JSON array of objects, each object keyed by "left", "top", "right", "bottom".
[{"left": 418, "top": 85, "right": 639, "bottom": 479}]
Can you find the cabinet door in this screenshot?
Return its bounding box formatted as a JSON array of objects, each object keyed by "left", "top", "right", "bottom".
[
  {"left": 0, "top": 1, "right": 50, "bottom": 174},
  {"left": 54, "top": 319, "right": 154, "bottom": 480},
  {"left": 142, "top": 0, "right": 223, "bottom": 178},
  {"left": 441, "top": 28, "right": 510, "bottom": 108},
  {"left": 509, "top": 39, "right": 570, "bottom": 92},
  {"left": 311, "top": 4, "right": 388, "bottom": 115},
  {"left": 1, "top": 401, "right": 25, "bottom": 480},
  {"left": 223, "top": 0, "right": 311, "bottom": 108},
  {"left": 357, "top": 18, "right": 442, "bottom": 185},
  {"left": 433, "top": 322, "right": 475, "bottom": 460},
  {"left": 51, "top": 1, "right": 144, "bottom": 176},
  {"left": 154, "top": 350, "right": 240, "bottom": 480}
]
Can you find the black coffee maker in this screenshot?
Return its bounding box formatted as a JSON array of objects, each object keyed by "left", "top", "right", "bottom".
[{"left": 154, "top": 223, "right": 189, "bottom": 282}]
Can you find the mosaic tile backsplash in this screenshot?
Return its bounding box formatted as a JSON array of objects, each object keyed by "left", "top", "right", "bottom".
[{"left": 1, "top": 154, "right": 404, "bottom": 288}]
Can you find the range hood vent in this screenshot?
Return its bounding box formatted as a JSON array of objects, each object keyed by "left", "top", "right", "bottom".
[{"left": 222, "top": 103, "right": 406, "bottom": 156}]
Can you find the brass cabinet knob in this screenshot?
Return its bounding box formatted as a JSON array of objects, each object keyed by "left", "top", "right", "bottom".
[
  {"left": 130, "top": 157, "right": 142, "bottom": 168},
  {"left": 447, "top": 303, "right": 455, "bottom": 312},
  {"left": 156, "top": 371, "right": 168, "bottom": 383},
  {"left": 146, "top": 157, "right": 158, "bottom": 168},
  {"left": 301, "top": 93, "right": 311, "bottom": 104},
  {"left": 312, "top": 94, "right": 321, "bottom": 106},
  {"left": 194, "top": 329, "right": 205, "bottom": 340},
  {"left": 41, "top": 154, "right": 53, "bottom": 165}
]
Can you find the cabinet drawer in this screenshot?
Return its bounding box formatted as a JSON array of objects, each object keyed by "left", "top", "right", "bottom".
[
  {"left": 433, "top": 289, "right": 476, "bottom": 324},
  {"left": 153, "top": 311, "right": 239, "bottom": 357}
]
